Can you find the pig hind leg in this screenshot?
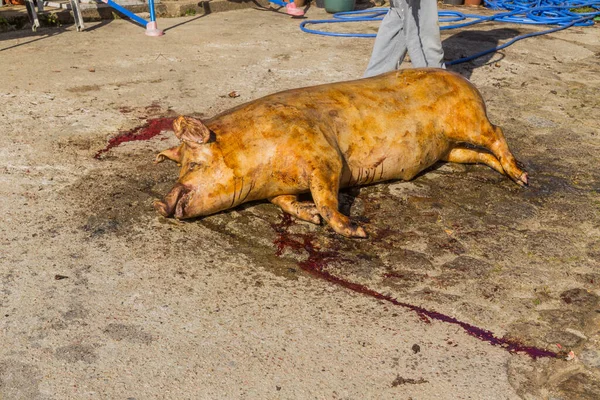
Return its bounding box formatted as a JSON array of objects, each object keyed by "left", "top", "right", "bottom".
[
  {"left": 465, "top": 125, "right": 528, "bottom": 186},
  {"left": 443, "top": 147, "right": 505, "bottom": 175},
  {"left": 309, "top": 167, "right": 367, "bottom": 238},
  {"left": 270, "top": 195, "right": 321, "bottom": 225}
]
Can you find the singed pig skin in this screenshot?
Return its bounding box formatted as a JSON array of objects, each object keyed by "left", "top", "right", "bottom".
[{"left": 154, "top": 68, "right": 528, "bottom": 238}]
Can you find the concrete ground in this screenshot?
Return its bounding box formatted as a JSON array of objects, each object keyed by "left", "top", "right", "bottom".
[{"left": 1, "top": 6, "right": 599, "bottom": 400}]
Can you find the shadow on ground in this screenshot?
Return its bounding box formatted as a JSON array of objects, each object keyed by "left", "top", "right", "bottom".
[{"left": 444, "top": 28, "right": 521, "bottom": 78}]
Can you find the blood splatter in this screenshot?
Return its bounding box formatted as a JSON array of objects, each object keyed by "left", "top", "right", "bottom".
[
  {"left": 272, "top": 214, "right": 558, "bottom": 359},
  {"left": 94, "top": 117, "right": 175, "bottom": 159}
]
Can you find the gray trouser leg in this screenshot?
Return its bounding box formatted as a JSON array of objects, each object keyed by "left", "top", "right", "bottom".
[
  {"left": 404, "top": 0, "right": 445, "bottom": 69},
  {"left": 363, "top": 7, "right": 407, "bottom": 78},
  {"left": 363, "top": 0, "right": 445, "bottom": 78}
]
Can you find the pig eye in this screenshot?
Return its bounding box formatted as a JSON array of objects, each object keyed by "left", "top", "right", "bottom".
[{"left": 188, "top": 162, "right": 199, "bottom": 170}]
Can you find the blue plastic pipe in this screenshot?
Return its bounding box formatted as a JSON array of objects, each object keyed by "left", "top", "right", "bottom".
[
  {"left": 301, "top": 2, "right": 600, "bottom": 37},
  {"left": 270, "top": 0, "right": 294, "bottom": 6},
  {"left": 148, "top": 0, "right": 157, "bottom": 22},
  {"left": 299, "top": 1, "right": 600, "bottom": 65},
  {"left": 101, "top": 0, "right": 148, "bottom": 27}
]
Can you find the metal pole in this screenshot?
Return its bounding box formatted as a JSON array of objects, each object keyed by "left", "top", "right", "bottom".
[
  {"left": 70, "top": 0, "right": 85, "bottom": 31},
  {"left": 25, "top": 0, "right": 41, "bottom": 31}
]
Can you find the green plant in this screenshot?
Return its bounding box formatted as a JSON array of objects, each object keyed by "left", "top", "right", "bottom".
[
  {"left": 0, "top": 16, "right": 12, "bottom": 29},
  {"left": 570, "top": 6, "right": 596, "bottom": 13},
  {"left": 184, "top": 8, "right": 196, "bottom": 16},
  {"left": 40, "top": 13, "right": 61, "bottom": 27}
]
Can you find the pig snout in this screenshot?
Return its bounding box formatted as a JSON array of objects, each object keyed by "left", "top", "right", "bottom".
[
  {"left": 174, "top": 190, "right": 195, "bottom": 219},
  {"left": 153, "top": 183, "right": 192, "bottom": 218}
]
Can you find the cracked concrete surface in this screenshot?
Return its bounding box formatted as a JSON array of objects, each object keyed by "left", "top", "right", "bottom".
[{"left": 1, "top": 7, "right": 599, "bottom": 399}]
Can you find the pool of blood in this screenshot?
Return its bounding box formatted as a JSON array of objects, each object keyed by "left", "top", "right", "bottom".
[
  {"left": 94, "top": 117, "right": 175, "bottom": 159},
  {"left": 272, "top": 213, "right": 558, "bottom": 359}
]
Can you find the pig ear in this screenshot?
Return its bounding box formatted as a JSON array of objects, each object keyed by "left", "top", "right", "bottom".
[
  {"left": 155, "top": 146, "right": 182, "bottom": 165},
  {"left": 173, "top": 116, "right": 211, "bottom": 145}
]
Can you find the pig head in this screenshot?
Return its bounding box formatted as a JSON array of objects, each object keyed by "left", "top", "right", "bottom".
[{"left": 153, "top": 116, "right": 237, "bottom": 220}]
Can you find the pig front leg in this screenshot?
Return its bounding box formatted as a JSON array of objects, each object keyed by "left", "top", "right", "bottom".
[
  {"left": 270, "top": 195, "right": 321, "bottom": 224},
  {"left": 309, "top": 168, "right": 367, "bottom": 238}
]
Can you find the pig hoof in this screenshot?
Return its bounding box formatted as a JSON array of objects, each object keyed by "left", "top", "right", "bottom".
[
  {"left": 304, "top": 208, "right": 321, "bottom": 225},
  {"left": 343, "top": 224, "right": 367, "bottom": 238},
  {"left": 153, "top": 200, "right": 171, "bottom": 217},
  {"left": 299, "top": 211, "right": 321, "bottom": 225},
  {"left": 517, "top": 172, "right": 529, "bottom": 187},
  {"left": 294, "top": 203, "right": 321, "bottom": 225},
  {"left": 355, "top": 226, "right": 367, "bottom": 238}
]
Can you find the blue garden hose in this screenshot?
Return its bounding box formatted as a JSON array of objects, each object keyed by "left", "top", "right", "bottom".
[{"left": 299, "top": 1, "right": 600, "bottom": 65}]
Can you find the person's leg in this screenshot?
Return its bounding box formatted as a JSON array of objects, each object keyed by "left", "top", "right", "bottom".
[
  {"left": 419, "top": 0, "right": 445, "bottom": 68},
  {"left": 363, "top": 0, "right": 408, "bottom": 78},
  {"left": 404, "top": 0, "right": 445, "bottom": 68}
]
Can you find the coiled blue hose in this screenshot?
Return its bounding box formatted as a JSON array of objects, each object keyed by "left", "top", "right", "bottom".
[{"left": 299, "top": 1, "right": 600, "bottom": 65}]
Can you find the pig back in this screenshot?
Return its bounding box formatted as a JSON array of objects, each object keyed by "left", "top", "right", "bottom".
[{"left": 205, "top": 68, "right": 488, "bottom": 187}]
